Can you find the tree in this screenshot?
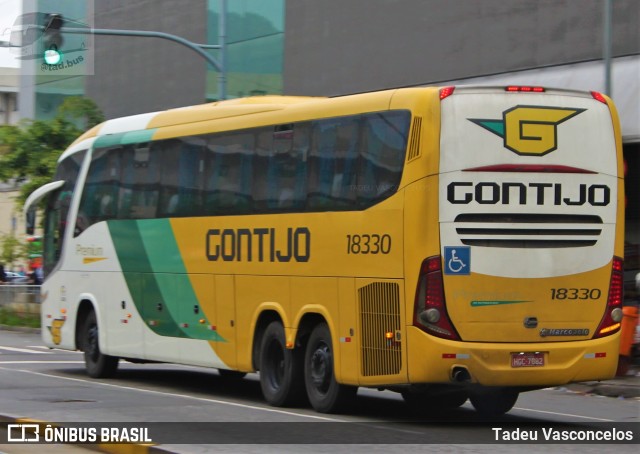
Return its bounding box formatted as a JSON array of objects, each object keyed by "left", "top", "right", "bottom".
[
  {"left": 0, "top": 96, "right": 104, "bottom": 205},
  {"left": 57, "top": 96, "right": 106, "bottom": 132},
  {"left": 0, "top": 233, "right": 28, "bottom": 269}
]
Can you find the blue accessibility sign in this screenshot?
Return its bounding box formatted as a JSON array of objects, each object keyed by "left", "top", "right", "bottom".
[{"left": 444, "top": 246, "right": 471, "bottom": 275}]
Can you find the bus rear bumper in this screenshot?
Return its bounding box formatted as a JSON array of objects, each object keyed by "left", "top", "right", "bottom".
[{"left": 406, "top": 327, "right": 620, "bottom": 387}]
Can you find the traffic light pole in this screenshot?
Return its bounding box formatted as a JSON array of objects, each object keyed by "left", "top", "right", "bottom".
[{"left": 58, "top": 26, "right": 227, "bottom": 100}]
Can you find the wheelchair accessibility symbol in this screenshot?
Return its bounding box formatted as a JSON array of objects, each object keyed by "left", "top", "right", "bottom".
[{"left": 444, "top": 246, "right": 471, "bottom": 275}]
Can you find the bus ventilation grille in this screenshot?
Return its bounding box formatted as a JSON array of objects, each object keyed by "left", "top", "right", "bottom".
[
  {"left": 359, "top": 282, "right": 402, "bottom": 377},
  {"left": 406, "top": 117, "right": 422, "bottom": 161},
  {"left": 453, "top": 213, "right": 603, "bottom": 248}
]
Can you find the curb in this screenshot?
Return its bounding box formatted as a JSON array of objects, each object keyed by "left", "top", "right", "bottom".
[
  {"left": 0, "top": 324, "right": 41, "bottom": 334},
  {"left": 562, "top": 365, "right": 640, "bottom": 399},
  {"left": 564, "top": 380, "right": 640, "bottom": 399},
  {"left": 0, "top": 415, "right": 175, "bottom": 454}
]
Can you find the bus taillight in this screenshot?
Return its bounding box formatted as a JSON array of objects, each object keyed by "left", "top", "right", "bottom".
[
  {"left": 439, "top": 86, "right": 455, "bottom": 100},
  {"left": 505, "top": 86, "right": 545, "bottom": 92},
  {"left": 591, "top": 91, "right": 608, "bottom": 104},
  {"left": 593, "top": 257, "right": 624, "bottom": 338},
  {"left": 413, "top": 256, "right": 460, "bottom": 341}
]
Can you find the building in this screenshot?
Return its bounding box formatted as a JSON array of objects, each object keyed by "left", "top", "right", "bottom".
[
  {"left": 14, "top": 0, "right": 640, "bottom": 293},
  {"left": 0, "top": 67, "right": 19, "bottom": 126},
  {"left": 19, "top": 0, "right": 285, "bottom": 120},
  {"left": 0, "top": 65, "right": 22, "bottom": 257}
]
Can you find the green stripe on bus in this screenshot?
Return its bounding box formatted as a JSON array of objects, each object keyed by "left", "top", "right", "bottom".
[
  {"left": 108, "top": 219, "right": 224, "bottom": 342},
  {"left": 108, "top": 220, "right": 183, "bottom": 338},
  {"left": 137, "top": 219, "right": 225, "bottom": 342},
  {"left": 93, "top": 129, "right": 157, "bottom": 148}
]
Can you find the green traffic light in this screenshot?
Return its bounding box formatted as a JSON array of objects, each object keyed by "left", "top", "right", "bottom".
[
  {"left": 44, "top": 45, "right": 62, "bottom": 65},
  {"left": 42, "top": 13, "right": 64, "bottom": 65}
]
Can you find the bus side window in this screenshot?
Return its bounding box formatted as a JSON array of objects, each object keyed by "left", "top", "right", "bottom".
[
  {"left": 45, "top": 192, "right": 66, "bottom": 265},
  {"left": 359, "top": 118, "right": 382, "bottom": 206},
  {"left": 101, "top": 151, "right": 119, "bottom": 218},
  {"left": 206, "top": 132, "right": 254, "bottom": 215},
  {"left": 358, "top": 111, "right": 410, "bottom": 207},
  {"left": 308, "top": 117, "right": 358, "bottom": 210},
  {"left": 286, "top": 123, "right": 310, "bottom": 209},
  {"left": 78, "top": 148, "right": 118, "bottom": 228},
  {"left": 81, "top": 151, "right": 103, "bottom": 225},
  {"left": 176, "top": 138, "right": 207, "bottom": 216},
  {"left": 333, "top": 118, "right": 359, "bottom": 207},
  {"left": 128, "top": 142, "right": 160, "bottom": 219},
  {"left": 117, "top": 147, "right": 134, "bottom": 219},
  {"left": 308, "top": 121, "right": 336, "bottom": 208},
  {"left": 158, "top": 140, "right": 181, "bottom": 217},
  {"left": 260, "top": 123, "right": 309, "bottom": 212},
  {"left": 46, "top": 150, "right": 86, "bottom": 264},
  {"left": 251, "top": 129, "right": 273, "bottom": 212}
]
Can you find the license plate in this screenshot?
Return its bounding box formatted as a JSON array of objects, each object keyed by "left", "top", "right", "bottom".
[{"left": 511, "top": 352, "right": 545, "bottom": 368}]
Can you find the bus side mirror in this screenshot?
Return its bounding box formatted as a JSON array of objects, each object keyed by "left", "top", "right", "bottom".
[{"left": 26, "top": 207, "right": 36, "bottom": 235}]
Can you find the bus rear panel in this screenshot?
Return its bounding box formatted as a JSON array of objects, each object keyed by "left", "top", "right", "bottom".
[{"left": 408, "top": 86, "right": 623, "bottom": 388}]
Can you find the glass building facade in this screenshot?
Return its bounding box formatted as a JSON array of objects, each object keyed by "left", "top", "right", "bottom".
[
  {"left": 23, "top": 0, "right": 284, "bottom": 120},
  {"left": 20, "top": 0, "right": 92, "bottom": 120},
  {"left": 31, "top": 0, "right": 93, "bottom": 120},
  {"left": 206, "top": 0, "right": 284, "bottom": 100}
]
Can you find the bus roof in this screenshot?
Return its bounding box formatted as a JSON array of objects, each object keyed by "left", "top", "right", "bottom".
[
  {"left": 68, "top": 87, "right": 438, "bottom": 148},
  {"left": 69, "top": 95, "right": 324, "bottom": 147},
  {"left": 67, "top": 85, "right": 605, "bottom": 151}
]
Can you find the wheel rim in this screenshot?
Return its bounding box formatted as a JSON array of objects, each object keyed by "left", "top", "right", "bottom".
[
  {"left": 265, "top": 339, "right": 285, "bottom": 390},
  {"left": 309, "top": 341, "right": 332, "bottom": 394}
]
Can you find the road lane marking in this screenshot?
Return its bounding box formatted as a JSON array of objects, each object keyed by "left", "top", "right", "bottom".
[
  {"left": 0, "top": 346, "right": 53, "bottom": 354},
  {"left": 26, "top": 345, "right": 81, "bottom": 352},
  {"left": 0, "top": 361, "right": 84, "bottom": 364},
  {"left": 0, "top": 366, "right": 345, "bottom": 422},
  {"left": 512, "top": 406, "right": 614, "bottom": 421},
  {"left": 27, "top": 345, "right": 58, "bottom": 350}
]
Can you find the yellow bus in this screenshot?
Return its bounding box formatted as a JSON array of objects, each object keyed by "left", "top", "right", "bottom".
[{"left": 25, "top": 86, "right": 625, "bottom": 416}]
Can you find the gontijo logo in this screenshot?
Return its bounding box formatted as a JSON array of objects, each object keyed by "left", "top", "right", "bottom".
[{"left": 469, "top": 106, "right": 585, "bottom": 156}]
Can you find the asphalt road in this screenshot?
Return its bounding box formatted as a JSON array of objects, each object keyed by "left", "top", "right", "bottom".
[{"left": 0, "top": 329, "right": 637, "bottom": 453}]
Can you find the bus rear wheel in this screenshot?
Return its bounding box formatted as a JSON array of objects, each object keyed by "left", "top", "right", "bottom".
[
  {"left": 469, "top": 388, "right": 519, "bottom": 417},
  {"left": 82, "top": 310, "right": 119, "bottom": 378},
  {"left": 304, "top": 323, "right": 356, "bottom": 413},
  {"left": 258, "top": 321, "right": 305, "bottom": 407}
]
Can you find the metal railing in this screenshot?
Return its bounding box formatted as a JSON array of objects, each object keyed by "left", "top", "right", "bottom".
[{"left": 0, "top": 285, "right": 41, "bottom": 306}]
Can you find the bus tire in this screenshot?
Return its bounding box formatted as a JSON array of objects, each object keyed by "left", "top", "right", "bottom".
[
  {"left": 258, "top": 321, "right": 305, "bottom": 407},
  {"left": 82, "top": 310, "right": 119, "bottom": 378},
  {"left": 469, "top": 388, "right": 518, "bottom": 417},
  {"left": 304, "top": 322, "right": 356, "bottom": 413}
]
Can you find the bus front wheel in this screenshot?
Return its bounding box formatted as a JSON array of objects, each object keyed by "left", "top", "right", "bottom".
[
  {"left": 258, "top": 321, "right": 305, "bottom": 407},
  {"left": 82, "top": 310, "right": 119, "bottom": 378},
  {"left": 304, "top": 323, "right": 356, "bottom": 413},
  {"left": 469, "top": 388, "right": 519, "bottom": 417}
]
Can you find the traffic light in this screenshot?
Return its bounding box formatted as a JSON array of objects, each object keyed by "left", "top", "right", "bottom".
[{"left": 42, "top": 13, "right": 64, "bottom": 65}]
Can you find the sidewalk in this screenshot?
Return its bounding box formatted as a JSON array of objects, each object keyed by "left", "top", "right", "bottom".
[{"left": 564, "top": 363, "right": 640, "bottom": 399}]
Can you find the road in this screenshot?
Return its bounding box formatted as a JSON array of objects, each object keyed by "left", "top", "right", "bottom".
[{"left": 0, "top": 329, "right": 637, "bottom": 453}]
